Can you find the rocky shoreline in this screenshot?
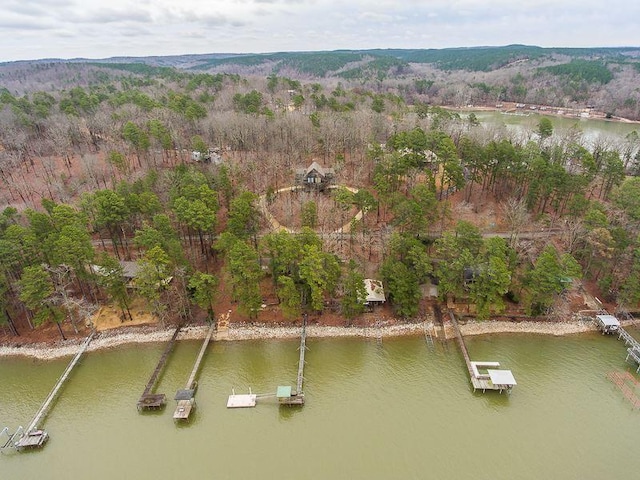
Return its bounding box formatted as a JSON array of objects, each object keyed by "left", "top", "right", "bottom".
[{"left": 0, "top": 317, "right": 608, "bottom": 361}]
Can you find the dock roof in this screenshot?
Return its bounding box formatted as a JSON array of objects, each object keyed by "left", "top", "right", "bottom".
[
  {"left": 174, "top": 389, "right": 195, "bottom": 401},
  {"left": 276, "top": 385, "right": 292, "bottom": 398},
  {"left": 488, "top": 369, "right": 517, "bottom": 386},
  {"left": 596, "top": 314, "right": 620, "bottom": 327}
]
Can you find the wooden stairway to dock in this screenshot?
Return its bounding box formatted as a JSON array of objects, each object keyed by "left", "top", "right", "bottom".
[{"left": 138, "top": 325, "right": 181, "bottom": 410}]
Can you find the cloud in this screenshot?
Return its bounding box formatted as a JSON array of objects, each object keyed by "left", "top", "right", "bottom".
[
  {"left": 0, "top": 18, "right": 54, "bottom": 31},
  {"left": 359, "top": 12, "right": 403, "bottom": 23},
  {"left": 63, "top": 8, "right": 153, "bottom": 24},
  {"left": 0, "top": 0, "right": 637, "bottom": 61}
]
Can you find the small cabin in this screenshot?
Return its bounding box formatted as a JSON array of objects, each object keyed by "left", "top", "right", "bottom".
[
  {"left": 295, "top": 161, "right": 335, "bottom": 190},
  {"left": 191, "top": 148, "right": 222, "bottom": 164},
  {"left": 595, "top": 314, "right": 620, "bottom": 334}
]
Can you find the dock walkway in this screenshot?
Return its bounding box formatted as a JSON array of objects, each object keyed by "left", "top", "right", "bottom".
[
  {"left": 276, "top": 316, "right": 306, "bottom": 406},
  {"left": 447, "top": 310, "right": 475, "bottom": 378},
  {"left": 296, "top": 319, "right": 307, "bottom": 396},
  {"left": 619, "top": 327, "right": 640, "bottom": 373},
  {"left": 619, "top": 327, "right": 640, "bottom": 351},
  {"left": 138, "top": 325, "right": 181, "bottom": 411},
  {"left": 12, "top": 332, "right": 95, "bottom": 450},
  {"left": 173, "top": 322, "right": 216, "bottom": 420}
]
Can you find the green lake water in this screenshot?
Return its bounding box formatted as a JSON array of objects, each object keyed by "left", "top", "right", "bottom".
[
  {"left": 469, "top": 110, "right": 639, "bottom": 146},
  {"left": 1, "top": 332, "right": 640, "bottom": 479}
]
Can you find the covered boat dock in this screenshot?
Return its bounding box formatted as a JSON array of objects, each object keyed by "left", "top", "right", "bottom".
[
  {"left": 595, "top": 314, "right": 621, "bottom": 334},
  {"left": 448, "top": 310, "right": 517, "bottom": 394}
]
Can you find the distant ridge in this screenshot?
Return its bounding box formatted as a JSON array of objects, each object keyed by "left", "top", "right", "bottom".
[{"left": 3, "top": 45, "right": 639, "bottom": 75}]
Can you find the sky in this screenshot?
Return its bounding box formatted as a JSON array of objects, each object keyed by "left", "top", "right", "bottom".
[{"left": 1, "top": 0, "right": 638, "bottom": 62}]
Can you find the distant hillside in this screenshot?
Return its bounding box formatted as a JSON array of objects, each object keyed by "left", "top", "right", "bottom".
[
  {"left": 4, "top": 45, "right": 638, "bottom": 78},
  {"left": 2, "top": 45, "right": 640, "bottom": 119},
  {"left": 183, "top": 45, "right": 640, "bottom": 76}
]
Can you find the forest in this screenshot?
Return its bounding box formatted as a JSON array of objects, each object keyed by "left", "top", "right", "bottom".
[{"left": 1, "top": 50, "right": 640, "bottom": 340}]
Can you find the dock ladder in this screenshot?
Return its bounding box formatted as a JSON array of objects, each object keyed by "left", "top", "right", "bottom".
[
  {"left": 424, "top": 321, "right": 435, "bottom": 350},
  {"left": 1, "top": 426, "right": 24, "bottom": 453}
]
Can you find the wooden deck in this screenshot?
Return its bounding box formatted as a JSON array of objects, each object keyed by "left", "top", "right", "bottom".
[
  {"left": 15, "top": 430, "right": 49, "bottom": 449},
  {"left": 471, "top": 377, "right": 495, "bottom": 392},
  {"left": 173, "top": 399, "right": 194, "bottom": 420},
  {"left": 137, "top": 325, "right": 181, "bottom": 411}
]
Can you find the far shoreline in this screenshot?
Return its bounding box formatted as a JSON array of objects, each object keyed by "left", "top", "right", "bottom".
[
  {"left": 445, "top": 102, "right": 640, "bottom": 125},
  {"left": 0, "top": 317, "right": 620, "bottom": 361}
]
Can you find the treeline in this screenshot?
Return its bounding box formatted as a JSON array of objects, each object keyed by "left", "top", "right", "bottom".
[{"left": 2, "top": 64, "right": 640, "bottom": 338}]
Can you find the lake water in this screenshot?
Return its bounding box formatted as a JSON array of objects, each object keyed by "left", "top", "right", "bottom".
[
  {"left": 1, "top": 333, "right": 639, "bottom": 479},
  {"left": 469, "top": 110, "right": 639, "bottom": 148}
]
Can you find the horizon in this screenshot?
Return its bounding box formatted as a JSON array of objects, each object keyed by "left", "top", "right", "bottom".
[
  {"left": 2, "top": 0, "right": 638, "bottom": 63},
  {"left": 4, "top": 44, "right": 640, "bottom": 65}
]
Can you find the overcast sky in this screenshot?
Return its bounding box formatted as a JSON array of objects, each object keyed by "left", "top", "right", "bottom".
[{"left": 1, "top": 0, "right": 638, "bottom": 62}]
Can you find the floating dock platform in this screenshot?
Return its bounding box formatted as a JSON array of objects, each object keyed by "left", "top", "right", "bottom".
[
  {"left": 226, "top": 316, "right": 308, "bottom": 409},
  {"left": 227, "top": 389, "right": 257, "bottom": 408}
]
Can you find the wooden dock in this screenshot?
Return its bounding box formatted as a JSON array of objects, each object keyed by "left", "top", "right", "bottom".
[
  {"left": 277, "top": 316, "right": 307, "bottom": 406},
  {"left": 447, "top": 310, "right": 475, "bottom": 378},
  {"left": 11, "top": 332, "right": 95, "bottom": 450},
  {"left": 619, "top": 327, "right": 640, "bottom": 350},
  {"left": 173, "top": 322, "right": 216, "bottom": 420},
  {"left": 619, "top": 326, "right": 640, "bottom": 372},
  {"left": 447, "top": 310, "right": 516, "bottom": 393},
  {"left": 626, "top": 347, "right": 640, "bottom": 373},
  {"left": 137, "top": 325, "right": 181, "bottom": 411}
]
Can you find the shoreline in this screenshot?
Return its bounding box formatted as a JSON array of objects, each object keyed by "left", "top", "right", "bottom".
[
  {"left": 0, "top": 318, "right": 610, "bottom": 361},
  {"left": 446, "top": 103, "right": 640, "bottom": 125}
]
